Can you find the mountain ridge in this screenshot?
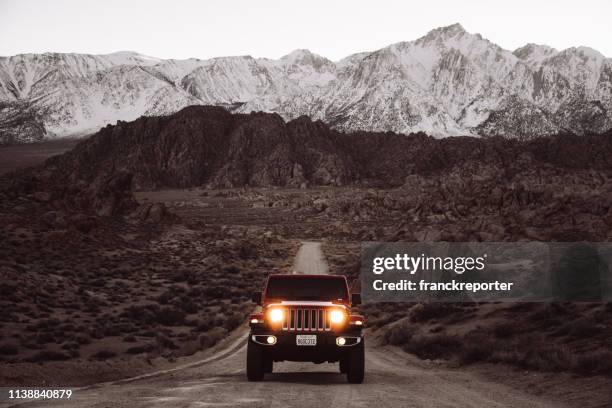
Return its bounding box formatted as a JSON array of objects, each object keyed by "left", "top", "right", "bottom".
[
  {"left": 1, "top": 24, "right": 611, "bottom": 144},
  {"left": 26, "top": 105, "right": 610, "bottom": 192}
]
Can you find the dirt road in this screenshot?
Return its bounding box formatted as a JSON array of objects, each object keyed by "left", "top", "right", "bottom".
[
  {"left": 293, "top": 241, "right": 328, "bottom": 275},
  {"left": 6, "top": 242, "right": 563, "bottom": 408}
]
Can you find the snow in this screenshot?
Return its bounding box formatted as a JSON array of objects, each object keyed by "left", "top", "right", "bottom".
[{"left": 1, "top": 23, "right": 611, "bottom": 140}]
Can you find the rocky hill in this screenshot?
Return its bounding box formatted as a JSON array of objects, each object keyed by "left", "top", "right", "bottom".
[
  {"left": 26, "top": 106, "right": 612, "bottom": 193},
  {"left": 2, "top": 24, "right": 611, "bottom": 144}
]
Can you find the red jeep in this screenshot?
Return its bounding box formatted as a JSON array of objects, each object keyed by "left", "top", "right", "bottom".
[{"left": 247, "top": 274, "right": 365, "bottom": 383}]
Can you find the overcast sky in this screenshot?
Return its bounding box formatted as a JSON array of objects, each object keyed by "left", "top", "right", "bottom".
[{"left": 1, "top": 0, "right": 610, "bottom": 60}]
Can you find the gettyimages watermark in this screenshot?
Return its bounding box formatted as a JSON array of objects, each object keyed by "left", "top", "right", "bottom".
[{"left": 361, "top": 242, "right": 612, "bottom": 302}]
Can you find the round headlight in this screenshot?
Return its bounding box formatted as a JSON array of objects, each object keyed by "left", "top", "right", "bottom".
[
  {"left": 268, "top": 308, "right": 284, "bottom": 323},
  {"left": 330, "top": 309, "right": 346, "bottom": 324}
]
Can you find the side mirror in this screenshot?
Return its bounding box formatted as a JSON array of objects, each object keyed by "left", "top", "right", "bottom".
[
  {"left": 351, "top": 293, "right": 361, "bottom": 305},
  {"left": 251, "top": 292, "right": 262, "bottom": 305}
]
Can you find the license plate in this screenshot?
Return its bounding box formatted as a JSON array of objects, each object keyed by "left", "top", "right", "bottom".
[{"left": 296, "top": 335, "right": 317, "bottom": 346}]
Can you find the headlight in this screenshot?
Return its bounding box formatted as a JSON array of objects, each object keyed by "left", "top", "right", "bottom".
[
  {"left": 267, "top": 308, "right": 284, "bottom": 323},
  {"left": 330, "top": 309, "right": 346, "bottom": 324}
]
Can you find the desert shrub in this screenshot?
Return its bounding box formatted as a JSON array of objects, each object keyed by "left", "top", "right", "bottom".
[
  {"left": 126, "top": 343, "right": 155, "bottom": 354},
  {"left": 492, "top": 322, "right": 519, "bottom": 338},
  {"left": 553, "top": 317, "right": 603, "bottom": 339},
  {"left": 157, "top": 290, "right": 175, "bottom": 304},
  {"left": 60, "top": 341, "right": 79, "bottom": 350},
  {"left": 384, "top": 323, "right": 415, "bottom": 345},
  {"left": 198, "top": 327, "right": 226, "bottom": 349},
  {"left": 184, "top": 317, "right": 201, "bottom": 327},
  {"left": 211, "top": 313, "right": 226, "bottom": 327},
  {"left": 35, "top": 332, "right": 55, "bottom": 344},
  {"left": 34, "top": 318, "right": 60, "bottom": 330},
  {"left": 74, "top": 334, "right": 91, "bottom": 345},
  {"left": 490, "top": 348, "right": 524, "bottom": 366},
  {"left": 202, "top": 286, "right": 226, "bottom": 298},
  {"left": 175, "top": 297, "right": 198, "bottom": 314},
  {"left": 236, "top": 242, "right": 258, "bottom": 260},
  {"left": 156, "top": 306, "right": 185, "bottom": 326},
  {"left": 507, "top": 303, "right": 537, "bottom": 313},
  {"left": 0, "top": 282, "right": 18, "bottom": 297},
  {"left": 223, "top": 312, "right": 243, "bottom": 331},
  {"left": 573, "top": 349, "right": 612, "bottom": 375},
  {"left": 157, "top": 335, "right": 178, "bottom": 349},
  {"left": 527, "top": 306, "right": 558, "bottom": 323},
  {"left": 519, "top": 345, "right": 576, "bottom": 372},
  {"left": 91, "top": 350, "right": 116, "bottom": 360},
  {"left": 567, "top": 318, "right": 603, "bottom": 338},
  {"left": 89, "top": 327, "right": 105, "bottom": 339},
  {"left": 403, "top": 334, "right": 461, "bottom": 359},
  {"left": 0, "top": 343, "right": 18, "bottom": 355},
  {"left": 223, "top": 265, "right": 241, "bottom": 274},
  {"left": 27, "top": 350, "right": 71, "bottom": 362},
  {"left": 410, "top": 303, "right": 461, "bottom": 323},
  {"left": 171, "top": 270, "right": 195, "bottom": 283},
  {"left": 551, "top": 323, "right": 571, "bottom": 337},
  {"left": 121, "top": 304, "right": 159, "bottom": 325},
  {"left": 459, "top": 332, "right": 496, "bottom": 364}
]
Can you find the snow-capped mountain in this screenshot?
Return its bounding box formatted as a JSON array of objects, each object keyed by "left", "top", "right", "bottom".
[{"left": 1, "top": 24, "right": 611, "bottom": 143}]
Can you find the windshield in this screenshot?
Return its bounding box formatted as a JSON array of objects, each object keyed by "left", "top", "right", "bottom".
[{"left": 265, "top": 277, "right": 348, "bottom": 301}]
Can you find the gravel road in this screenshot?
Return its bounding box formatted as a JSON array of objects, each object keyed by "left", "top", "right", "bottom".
[{"left": 6, "top": 242, "right": 563, "bottom": 408}]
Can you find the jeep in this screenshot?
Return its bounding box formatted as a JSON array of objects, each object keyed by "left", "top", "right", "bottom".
[{"left": 247, "top": 274, "right": 365, "bottom": 383}]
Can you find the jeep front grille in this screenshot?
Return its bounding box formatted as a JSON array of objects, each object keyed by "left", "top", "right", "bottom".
[{"left": 282, "top": 308, "right": 331, "bottom": 331}]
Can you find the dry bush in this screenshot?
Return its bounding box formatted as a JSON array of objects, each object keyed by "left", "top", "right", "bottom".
[
  {"left": 410, "top": 303, "right": 462, "bottom": 323},
  {"left": 156, "top": 306, "right": 185, "bottom": 326},
  {"left": 0, "top": 343, "right": 18, "bottom": 355},
  {"left": 156, "top": 334, "right": 178, "bottom": 350},
  {"left": 26, "top": 350, "right": 71, "bottom": 362},
  {"left": 491, "top": 321, "right": 520, "bottom": 338},
  {"left": 403, "top": 334, "right": 461, "bottom": 360},
  {"left": 459, "top": 332, "right": 497, "bottom": 363},
  {"left": 198, "top": 327, "right": 226, "bottom": 349},
  {"left": 572, "top": 350, "right": 612, "bottom": 374},
  {"left": 383, "top": 323, "right": 415, "bottom": 345},
  {"left": 126, "top": 343, "right": 155, "bottom": 355},
  {"left": 91, "top": 350, "right": 117, "bottom": 360},
  {"left": 223, "top": 312, "right": 244, "bottom": 331}
]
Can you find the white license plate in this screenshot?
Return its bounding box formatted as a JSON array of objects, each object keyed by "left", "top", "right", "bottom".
[{"left": 296, "top": 335, "right": 317, "bottom": 346}]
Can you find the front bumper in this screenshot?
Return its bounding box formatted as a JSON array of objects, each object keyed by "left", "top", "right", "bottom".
[{"left": 248, "top": 328, "right": 363, "bottom": 363}]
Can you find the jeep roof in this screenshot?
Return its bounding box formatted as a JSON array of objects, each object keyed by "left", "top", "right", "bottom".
[{"left": 263, "top": 274, "right": 350, "bottom": 304}]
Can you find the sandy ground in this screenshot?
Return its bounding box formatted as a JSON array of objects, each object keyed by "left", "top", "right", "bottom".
[{"left": 2, "top": 243, "right": 573, "bottom": 408}]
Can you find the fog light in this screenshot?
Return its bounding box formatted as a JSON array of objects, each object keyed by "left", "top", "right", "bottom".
[
  {"left": 266, "top": 336, "right": 277, "bottom": 345},
  {"left": 336, "top": 337, "right": 346, "bottom": 346},
  {"left": 250, "top": 318, "right": 260, "bottom": 324}
]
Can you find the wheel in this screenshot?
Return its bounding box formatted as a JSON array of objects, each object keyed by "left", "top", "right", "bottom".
[
  {"left": 346, "top": 341, "right": 364, "bottom": 383},
  {"left": 339, "top": 357, "right": 347, "bottom": 373},
  {"left": 246, "top": 339, "right": 265, "bottom": 381},
  {"left": 264, "top": 356, "right": 273, "bottom": 373}
]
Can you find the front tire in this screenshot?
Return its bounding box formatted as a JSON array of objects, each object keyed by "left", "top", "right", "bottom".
[
  {"left": 264, "top": 356, "right": 273, "bottom": 373},
  {"left": 346, "top": 341, "right": 364, "bottom": 383},
  {"left": 247, "top": 339, "right": 265, "bottom": 381},
  {"left": 339, "top": 357, "right": 347, "bottom": 373}
]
